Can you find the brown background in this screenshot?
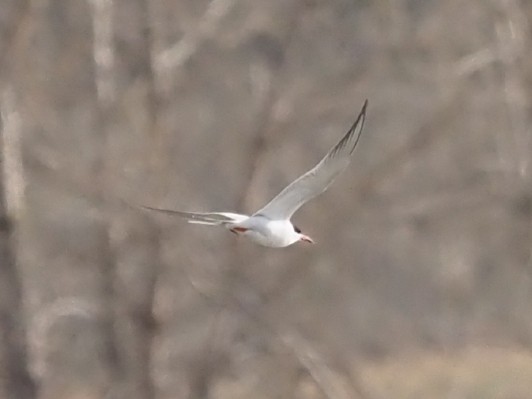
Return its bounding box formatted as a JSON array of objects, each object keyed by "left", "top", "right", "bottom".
[{"left": 1, "top": 1, "right": 532, "bottom": 398}]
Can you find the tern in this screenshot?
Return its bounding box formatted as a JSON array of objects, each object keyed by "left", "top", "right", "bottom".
[{"left": 143, "top": 100, "right": 368, "bottom": 247}]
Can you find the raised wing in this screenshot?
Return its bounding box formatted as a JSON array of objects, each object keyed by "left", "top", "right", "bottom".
[
  {"left": 253, "top": 100, "right": 367, "bottom": 220},
  {"left": 140, "top": 206, "right": 248, "bottom": 225}
]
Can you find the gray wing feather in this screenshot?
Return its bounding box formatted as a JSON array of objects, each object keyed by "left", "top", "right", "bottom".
[{"left": 254, "top": 100, "right": 367, "bottom": 220}]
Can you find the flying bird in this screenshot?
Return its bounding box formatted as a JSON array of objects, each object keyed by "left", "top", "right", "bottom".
[{"left": 143, "top": 100, "right": 368, "bottom": 247}]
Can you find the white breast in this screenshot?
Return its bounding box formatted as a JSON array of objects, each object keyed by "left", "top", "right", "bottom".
[{"left": 237, "top": 217, "right": 299, "bottom": 248}]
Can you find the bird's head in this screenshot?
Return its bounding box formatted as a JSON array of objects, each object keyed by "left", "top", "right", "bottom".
[{"left": 293, "top": 225, "right": 314, "bottom": 244}]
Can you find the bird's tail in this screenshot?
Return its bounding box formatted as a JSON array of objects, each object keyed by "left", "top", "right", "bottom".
[{"left": 140, "top": 206, "right": 248, "bottom": 226}]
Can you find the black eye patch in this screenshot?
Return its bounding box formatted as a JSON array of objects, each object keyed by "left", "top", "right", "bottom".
[{"left": 293, "top": 225, "right": 301, "bottom": 234}]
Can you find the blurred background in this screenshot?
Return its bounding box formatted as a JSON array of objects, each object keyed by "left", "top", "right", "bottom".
[{"left": 1, "top": 0, "right": 532, "bottom": 398}]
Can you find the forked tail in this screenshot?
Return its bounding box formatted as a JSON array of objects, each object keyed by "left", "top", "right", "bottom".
[{"left": 140, "top": 206, "right": 248, "bottom": 226}]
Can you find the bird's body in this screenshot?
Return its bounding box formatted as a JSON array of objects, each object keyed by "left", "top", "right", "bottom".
[
  {"left": 231, "top": 216, "right": 302, "bottom": 248},
  {"left": 142, "top": 100, "right": 368, "bottom": 248}
]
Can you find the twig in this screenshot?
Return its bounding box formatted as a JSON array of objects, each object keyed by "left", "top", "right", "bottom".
[
  {"left": 154, "top": 0, "right": 237, "bottom": 91},
  {"left": 454, "top": 48, "right": 497, "bottom": 77}
]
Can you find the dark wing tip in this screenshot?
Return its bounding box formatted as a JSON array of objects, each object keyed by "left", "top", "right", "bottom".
[
  {"left": 332, "top": 99, "right": 368, "bottom": 156},
  {"left": 362, "top": 99, "right": 368, "bottom": 113},
  {"left": 352, "top": 99, "right": 368, "bottom": 131},
  {"left": 347, "top": 99, "right": 368, "bottom": 154}
]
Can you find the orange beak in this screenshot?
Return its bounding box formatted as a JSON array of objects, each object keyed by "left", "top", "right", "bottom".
[{"left": 300, "top": 234, "right": 314, "bottom": 244}]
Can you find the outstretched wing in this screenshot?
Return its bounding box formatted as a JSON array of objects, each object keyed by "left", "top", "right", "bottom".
[
  {"left": 140, "top": 206, "right": 248, "bottom": 225},
  {"left": 254, "top": 100, "right": 367, "bottom": 220}
]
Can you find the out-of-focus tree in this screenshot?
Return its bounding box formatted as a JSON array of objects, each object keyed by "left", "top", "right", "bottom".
[{"left": 1, "top": 0, "right": 532, "bottom": 398}]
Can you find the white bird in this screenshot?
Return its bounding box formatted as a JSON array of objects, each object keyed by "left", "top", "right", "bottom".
[{"left": 143, "top": 100, "right": 368, "bottom": 248}]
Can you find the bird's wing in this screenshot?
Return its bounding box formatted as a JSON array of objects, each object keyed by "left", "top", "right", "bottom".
[
  {"left": 253, "top": 100, "right": 367, "bottom": 220},
  {"left": 140, "top": 206, "right": 248, "bottom": 225}
]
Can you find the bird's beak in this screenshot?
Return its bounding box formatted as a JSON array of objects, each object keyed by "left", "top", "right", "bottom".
[{"left": 300, "top": 234, "right": 314, "bottom": 244}]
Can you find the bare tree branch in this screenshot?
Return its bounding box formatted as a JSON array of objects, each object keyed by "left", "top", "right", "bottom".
[
  {"left": 0, "top": 87, "right": 37, "bottom": 399},
  {"left": 109, "top": 1, "right": 166, "bottom": 398},
  {"left": 88, "top": 1, "right": 127, "bottom": 395},
  {"left": 154, "top": 0, "right": 237, "bottom": 89}
]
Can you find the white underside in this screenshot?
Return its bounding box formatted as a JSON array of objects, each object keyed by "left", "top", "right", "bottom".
[
  {"left": 229, "top": 217, "right": 300, "bottom": 248},
  {"left": 183, "top": 213, "right": 299, "bottom": 247}
]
